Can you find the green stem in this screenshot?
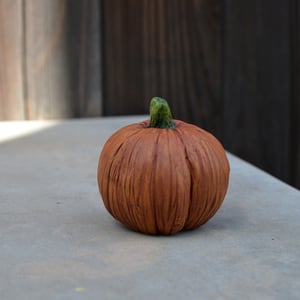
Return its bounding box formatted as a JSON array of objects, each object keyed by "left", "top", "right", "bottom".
[{"left": 149, "top": 97, "right": 175, "bottom": 129}]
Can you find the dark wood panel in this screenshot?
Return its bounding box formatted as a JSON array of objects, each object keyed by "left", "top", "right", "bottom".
[
  {"left": 102, "top": 0, "right": 146, "bottom": 115},
  {"left": 24, "top": 0, "right": 102, "bottom": 119},
  {"left": 81, "top": 0, "right": 103, "bottom": 117},
  {"left": 102, "top": 0, "right": 222, "bottom": 135},
  {"left": 291, "top": 0, "right": 300, "bottom": 188},
  {"left": 223, "top": 0, "right": 291, "bottom": 184},
  {"left": 0, "top": 0, "right": 25, "bottom": 120},
  {"left": 143, "top": 0, "right": 222, "bottom": 132}
]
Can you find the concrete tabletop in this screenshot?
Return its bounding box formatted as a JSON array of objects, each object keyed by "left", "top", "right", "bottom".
[{"left": 0, "top": 116, "right": 299, "bottom": 300}]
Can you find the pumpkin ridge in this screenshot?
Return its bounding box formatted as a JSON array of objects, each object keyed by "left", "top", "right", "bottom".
[
  {"left": 173, "top": 127, "right": 194, "bottom": 229},
  {"left": 202, "top": 143, "right": 229, "bottom": 221},
  {"left": 174, "top": 125, "right": 218, "bottom": 229},
  {"left": 120, "top": 130, "right": 152, "bottom": 231},
  {"left": 168, "top": 129, "right": 191, "bottom": 233},
  {"left": 196, "top": 140, "right": 219, "bottom": 224},
  {"left": 119, "top": 126, "right": 145, "bottom": 146},
  {"left": 197, "top": 137, "right": 221, "bottom": 226},
  {"left": 122, "top": 130, "right": 153, "bottom": 232},
  {"left": 120, "top": 129, "right": 163, "bottom": 234},
  {"left": 194, "top": 130, "right": 230, "bottom": 223},
  {"left": 98, "top": 139, "right": 126, "bottom": 215},
  {"left": 101, "top": 128, "right": 143, "bottom": 228},
  {"left": 151, "top": 130, "right": 162, "bottom": 234}
]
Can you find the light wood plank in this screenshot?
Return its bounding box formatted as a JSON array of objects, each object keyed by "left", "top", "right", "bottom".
[{"left": 0, "top": 0, "right": 24, "bottom": 120}]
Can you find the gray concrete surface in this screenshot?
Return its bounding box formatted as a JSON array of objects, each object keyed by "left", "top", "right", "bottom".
[{"left": 0, "top": 116, "right": 299, "bottom": 300}]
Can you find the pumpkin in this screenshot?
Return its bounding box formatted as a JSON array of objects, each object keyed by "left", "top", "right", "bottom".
[{"left": 97, "top": 97, "right": 230, "bottom": 235}]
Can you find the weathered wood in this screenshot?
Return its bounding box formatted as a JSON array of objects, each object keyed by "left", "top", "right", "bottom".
[
  {"left": 0, "top": 0, "right": 24, "bottom": 120},
  {"left": 24, "top": 0, "right": 102, "bottom": 119},
  {"left": 24, "top": 0, "right": 69, "bottom": 119},
  {"left": 102, "top": 0, "right": 222, "bottom": 135},
  {"left": 222, "top": 0, "right": 292, "bottom": 184}
]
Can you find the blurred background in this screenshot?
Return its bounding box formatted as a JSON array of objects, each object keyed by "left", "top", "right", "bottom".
[{"left": 0, "top": 0, "right": 299, "bottom": 189}]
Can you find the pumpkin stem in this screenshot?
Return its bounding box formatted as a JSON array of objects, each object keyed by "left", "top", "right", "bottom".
[{"left": 149, "top": 97, "right": 175, "bottom": 129}]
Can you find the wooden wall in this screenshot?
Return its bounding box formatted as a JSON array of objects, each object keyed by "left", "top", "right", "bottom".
[
  {"left": 0, "top": 0, "right": 102, "bottom": 120},
  {"left": 102, "top": 0, "right": 299, "bottom": 189},
  {"left": 0, "top": 0, "right": 299, "bottom": 189},
  {"left": 102, "top": 0, "right": 222, "bottom": 131},
  {"left": 222, "top": 0, "right": 292, "bottom": 185},
  {"left": 0, "top": 0, "right": 24, "bottom": 120}
]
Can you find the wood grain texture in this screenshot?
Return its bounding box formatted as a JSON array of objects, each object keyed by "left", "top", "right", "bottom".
[
  {"left": 102, "top": 0, "right": 145, "bottom": 115},
  {"left": 102, "top": 0, "right": 222, "bottom": 134},
  {"left": 143, "top": 0, "right": 222, "bottom": 132},
  {"left": 24, "top": 0, "right": 102, "bottom": 119},
  {"left": 222, "top": 0, "right": 292, "bottom": 184},
  {"left": 0, "top": 0, "right": 24, "bottom": 120}
]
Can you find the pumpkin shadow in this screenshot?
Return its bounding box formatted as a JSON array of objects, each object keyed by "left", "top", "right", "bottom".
[
  {"left": 82, "top": 195, "right": 246, "bottom": 239},
  {"left": 111, "top": 202, "right": 246, "bottom": 239},
  {"left": 182, "top": 202, "right": 247, "bottom": 238}
]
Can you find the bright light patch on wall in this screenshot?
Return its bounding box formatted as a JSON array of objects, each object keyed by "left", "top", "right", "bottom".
[{"left": 0, "top": 121, "right": 59, "bottom": 143}]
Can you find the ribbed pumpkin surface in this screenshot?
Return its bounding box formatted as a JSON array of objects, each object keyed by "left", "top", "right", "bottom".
[{"left": 98, "top": 120, "right": 230, "bottom": 235}]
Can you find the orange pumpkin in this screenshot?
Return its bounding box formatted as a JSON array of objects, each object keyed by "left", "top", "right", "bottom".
[{"left": 97, "top": 97, "right": 230, "bottom": 235}]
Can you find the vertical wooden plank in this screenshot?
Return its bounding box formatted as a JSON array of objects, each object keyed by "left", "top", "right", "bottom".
[
  {"left": 291, "top": 0, "right": 300, "bottom": 189},
  {"left": 24, "top": 0, "right": 102, "bottom": 119},
  {"left": 102, "top": 0, "right": 222, "bottom": 135},
  {"left": 102, "top": 0, "right": 145, "bottom": 115},
  {"left": 24, "top": 0, "right": 70, "bottom": 119},
  {"left": 143, "top": 0, "right": 222, "bottom": 133},
  {"left": 223, "top": 0, "right": 291, "bottom": 183},
  {"left": 222, "top": 1, "right": 257, "bottom": 159},
  {"left": 0, "top": 0, "right": 24, "bottom": 120},
  {"left": 79, "top": 0, "right": 102, "bottom": 117},
  {"left": 255, "top": 1, "right": 291, "bottom": 183},
  {"left": 66, "top": 0, "right": 102, "bottom": 117}
]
